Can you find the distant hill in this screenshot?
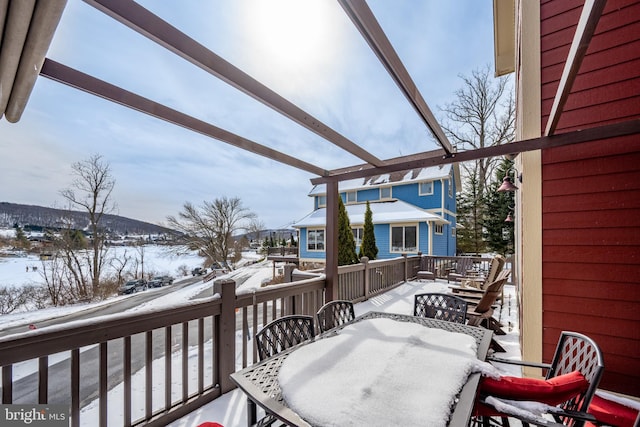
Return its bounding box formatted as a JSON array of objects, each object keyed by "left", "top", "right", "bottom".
[{"left": 0, "top": 202, "right": 176, "bottom": 236}]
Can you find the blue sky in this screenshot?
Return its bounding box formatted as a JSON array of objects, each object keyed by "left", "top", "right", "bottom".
[{"left": 0, "top": 1, "right": 496, "bottom": 228}]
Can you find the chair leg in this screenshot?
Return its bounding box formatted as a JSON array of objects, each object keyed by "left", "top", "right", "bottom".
[
  {"left": 490, "top": 338, "right": 506, "bottom": 353},
  {"left": 482, "top": 318, "right": 507, "bottom": 335}
]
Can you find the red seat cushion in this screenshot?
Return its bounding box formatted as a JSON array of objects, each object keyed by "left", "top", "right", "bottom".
[
  {"left": 586, "top": 394, "right": 639, "bottom": 427},
  {"left": 480, "top": 370, "right": 589, "bottom": 405},
  {"left": 197, "top": 423, "right": 224, "bottom": 427}
]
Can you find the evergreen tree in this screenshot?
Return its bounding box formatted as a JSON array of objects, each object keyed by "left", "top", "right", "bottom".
[
  {"left": 289, "top": 234, "right": 297, "bottom": 247},
  {"left": 338, "top": 197, "right": 358, "bottom": 265},
  {"left": 358, "top": 201, "right": 378, "bottom": 260},
  {"left": 482, "top": 159, "right": 515, "bottom": 255},
  {"left": 456, "top": 172, "right": 487, "bottom": 255},
  {"left": 14, "top": 227, "right": 31, "bottom": 250},
  {"left": 64, "top": 229, "right": 88, "bottom": 250}
]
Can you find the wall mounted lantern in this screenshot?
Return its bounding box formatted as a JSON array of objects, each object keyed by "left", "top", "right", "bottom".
[{"left": 497, "top": 169, "right": 522, "bottom": 192}]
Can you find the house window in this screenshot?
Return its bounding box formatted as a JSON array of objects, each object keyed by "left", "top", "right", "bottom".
[
  {"left": 380, "top": 187, "right": 392, "bottom": 200},
  {"left": 419, "top": 181, "right": 433, "bottom": 195},
  {"left": 352, "top": 227, "right": 363, "bottom": 246},
  {"left": 434, "top": 224, "right": 443, "bottom": 235},
  {"left": 346, "top": 191, "right": 357, "bottom": 204},
  {"left": 317, "top": 195, "right": 326, "bottom": 208},
  {"left": 451, "top": 227, "right": 456, "bottom": 237},
  {"left": 448, "top": 178, "right": 453, "bottom": 197},
  {"left": 307, "top": 229, "right": 325, "bottom": 251},
  {"left": 391, "top": 225, "right": 417, "bottom": 253}
]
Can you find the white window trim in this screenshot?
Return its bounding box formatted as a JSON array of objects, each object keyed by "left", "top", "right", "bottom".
[
  {"left": 389, "top": 223, "right": 419, "bottom": 253},
  {"left": 317, "top": 195, "right": 326, "bottom": 208},
  {"left": 352, "top": 227, "right": 363, "bottom": 246},
  {"left": 419, "top": 181, "right": 434, "bottom": 196},
  {"left": 307, "top": 228, "right": 325, "bottom": 252},
  {"left": 434, "top": 224, "right": 444, "bottom": 235},
  {"left": 448, "top": 177, "right": 453, "bottom": 197}
]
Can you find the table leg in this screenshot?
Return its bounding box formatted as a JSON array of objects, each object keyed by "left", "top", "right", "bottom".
[{"left": 247, "top": 399, "right": 257, "bottom": 427}]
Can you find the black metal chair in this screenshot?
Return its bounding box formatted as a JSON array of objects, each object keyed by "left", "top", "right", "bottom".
[
  {"left": 249, "top": 315, "right": 315, "bottom": 427},
  {"left": 316, "top": 300, "right": 355, "bottom": 333},
  {"left": 255, "top": 315, "right": 315, "bottom": 361},
  {"left": 474, "top": 331, "right": 605, "bottom": 426},
  {"left": 413, "top": 292, "right": 468, "bottom": 324}
]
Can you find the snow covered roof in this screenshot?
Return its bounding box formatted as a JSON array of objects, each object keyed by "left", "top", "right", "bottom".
[
  {"left": 292, "top": 200, "right": 448, "bottom": 228},
  {"left": 308, "top": 165, "right": 454, "bottom": 196}
]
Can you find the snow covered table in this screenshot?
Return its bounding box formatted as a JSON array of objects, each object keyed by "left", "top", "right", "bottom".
[{"left": 230, "top": 311, "right": 493, "bottom": 427}]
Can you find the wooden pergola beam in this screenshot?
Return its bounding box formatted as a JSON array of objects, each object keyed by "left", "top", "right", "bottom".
[
  {"left": 311, "top": 119, "right": 640, "bottom": 184},
  {"left": 40, "top": 59, "right": 328, "bottom": 176},
  {"left": 82, "top": 0, "right": 385, "bottom": 168},
  {"left": 545, "top": 0, "right": 607, "bottom": 136},
  {"left": 338, "top": 0, "right": 455, "bottom": 155}
]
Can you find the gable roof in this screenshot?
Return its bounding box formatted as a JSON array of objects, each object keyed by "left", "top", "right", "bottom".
[
  {"left": 292, "top": 200, "right": 448, "bottom": 228},
  {"left": 308, "top": 165, "right": 456, "bottom": 196}
]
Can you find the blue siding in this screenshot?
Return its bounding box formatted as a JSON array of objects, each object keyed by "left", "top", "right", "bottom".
[
  {"left": 375, "top": 224, "right": 391, "bottom": 258},
  {"left": 418, "top": 222, "right": 430, "bottom": 254},
  {"left": 389, "top": 183, "right": 419, "bottom": 205},
  {"left": 390, "top": 182, "right": 443, "bottom": 210},
  {"left": 356, "top": 188, "right": 379, "bottom": 203},
  {"left": 431, "top": 225, "right": 448, "bottom": 255},
  {"left": 446, "top": 212, "right": 456, "bottom": 256}
]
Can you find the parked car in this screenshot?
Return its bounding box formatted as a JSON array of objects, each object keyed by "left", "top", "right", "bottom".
[
  {"left": 149, "top": 275, "right": 174, "bottom": 288},
  {"left": 192, "top": 267, "right": 208, "bottom": 276},
  {"left": 147, "top": 278, "right": 163, "bottom": 288},
  {"left": 118, "top": 279, "right": 147, "bottom": 295}
]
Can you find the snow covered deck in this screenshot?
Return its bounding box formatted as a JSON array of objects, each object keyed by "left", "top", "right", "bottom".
[{"left": 168, "top": 278, "right": 521, "bottom": 427}]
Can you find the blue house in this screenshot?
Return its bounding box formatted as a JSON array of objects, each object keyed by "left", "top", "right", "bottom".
[{"left": 292, "top": 165, "right": 460, "bottom": 263}]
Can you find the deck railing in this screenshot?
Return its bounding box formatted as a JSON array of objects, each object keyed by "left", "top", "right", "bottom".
[
  {"left": 265, "top": 246, "right": 299, "bottom": 257},
  {"left": 0, "top": 254, "right": 422, "bottom": 426},
  {"left": 419, "top": 255, "right": 493, "bottom": 279}
]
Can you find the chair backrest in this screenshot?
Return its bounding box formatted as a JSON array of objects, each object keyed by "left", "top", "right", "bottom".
[
  {"left": 414, "top": 293, "right": 468, "bottom": 324},
  {"left": 471, "top": 278, "right": 508, "bottom": 314},
  {"left": 456, "top": 257, "right": 474, "bottom": 274},
  {"left": 547, "top": 331, "right": 605, "bottom": 422},
  {"left": 496, "top": 268, "right": 511, "bottom": 282},
  {"left": 483, "top": 255, "right": 506, "bottom": 286},
  {"left": 255, "top": 315, "right": 315, "bottom": 361},
  {"left": 316, "top": 300, "right": 355, "bottom": 333},
  {"left": 420, "top": 256, "right": 436, "bottom": 272}
]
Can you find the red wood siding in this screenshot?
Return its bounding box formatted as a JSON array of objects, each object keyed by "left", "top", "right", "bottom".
[{"left": 539, "top": 0, "right": 640, "bottom": 396}]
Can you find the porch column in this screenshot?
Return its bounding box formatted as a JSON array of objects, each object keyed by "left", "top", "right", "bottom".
[
  {"left": 217, "top": 279, "right": 236, "bottom": 393},
  {"left": 325, "top": 180, "right": 339, "bottom": 301}
]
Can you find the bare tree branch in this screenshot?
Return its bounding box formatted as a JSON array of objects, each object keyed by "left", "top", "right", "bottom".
[
  {"left": 59, "top": 154, "right": 115, "bottom": 297},
  {"left": 167, "top": 197, "right": 257, "bottom": 269}
]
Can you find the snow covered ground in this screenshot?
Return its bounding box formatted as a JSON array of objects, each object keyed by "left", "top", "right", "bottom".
[{"left": 0, "top": 245, "right": 204, "bottom": 289}]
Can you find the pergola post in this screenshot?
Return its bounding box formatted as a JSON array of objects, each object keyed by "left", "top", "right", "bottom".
[{"left": 325, "top": 181, "right": 339, "bottom": 302}]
